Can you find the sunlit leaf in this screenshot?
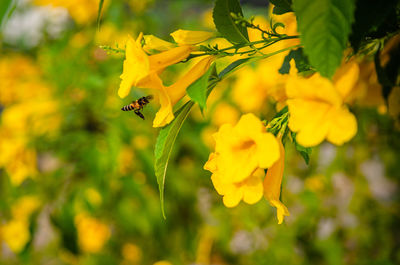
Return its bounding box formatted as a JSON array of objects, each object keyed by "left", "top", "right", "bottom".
[
  {"left": 154, "top": 101, "right": 194, "bottom": 218},
  {"left": 0, "top": 0, "right": 15, "bottom": 28},
  {"left": 293, "top": 0, "right": 356, "bottom": 78},
  {"left": 187, "top": 63, "right": 216, "bottom": 110}
]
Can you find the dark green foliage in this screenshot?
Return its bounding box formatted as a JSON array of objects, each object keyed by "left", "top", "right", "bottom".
[
  {"left": 270, "top": 0, "right": 293, "bottom": 15},
  {"left": 279, "top": 48, "right": 312, "bottom": 74},
  {"left": 349, "top": 0, "right": 400, "bottom": 52},
  {"left": 212, "top": 0, "right": 249, "bottom": 44}
]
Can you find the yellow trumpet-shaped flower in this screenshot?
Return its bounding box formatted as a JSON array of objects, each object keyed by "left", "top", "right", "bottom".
[
  {"left": 206, "top": 154, "right": 264, "bottom": 207},
  {"left": 204, "top": 114, "right": 281, "bottom": 207},
  {"left": 286, "top": 61, "right": 358, "bottom": 147},
  {"left": 152, "top": 55, "right": 215, "bottom": 127},
  {"left": 263, "top": 138, "right": 289, "bottom": 224},
  {"left": 171, "top": 29, "right": 216, "bottom": 45},
  {"left": 143, "top": 35, "right": 176, "bottom": 53},
  {"left": 213, "top": 114, "right": 280, "bottom": 183},
  {"left": 118, "top": 34, "right": 193, "bottom": 98}
]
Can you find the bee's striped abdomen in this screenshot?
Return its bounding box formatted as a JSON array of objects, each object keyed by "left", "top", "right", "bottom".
[{"left": 121, "top": 103, "right": 135, "bottom": 111}]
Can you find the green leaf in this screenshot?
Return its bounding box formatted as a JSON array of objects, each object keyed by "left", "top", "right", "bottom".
[
  {"left": 213, "top": 0, "right": 249, "bottom": 44},
  {"left": 279, "top": 48, "right": 312, "bottom": 74},
  {"left": 291, "top": 132, "right": 312, "bottom": 165},
  {"left": 154, "top": 101, "right": 194, "bottom": 218},
  {"left": 187, "top": 63, "right": 216, "bottom": 110},
  {"left": 0, "top": 0, "right": 15, "bottom": 28},
  {"left": 218, "top": 57, "right": 251, "bottom": 79},
  {"left": 96, "top": 0, "right": 105, "bottom": 29},
  {"left": 270, "top": 0, "right": 293, "bottom": 15},
  {"left": 293, "top": 0, "right": 356, "bottom": 78}
]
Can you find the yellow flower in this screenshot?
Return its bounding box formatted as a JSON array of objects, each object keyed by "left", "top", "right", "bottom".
[
  {"left": 212, "top": 114, "right": 280, "bottom": 183},
  {"left": 204, "top": 114, "right": 280, "bottom": 207},
  {"left": 143, "top": 35, "right": 176, "bottom": 53},
  {"left": 208, "top": 158, "right": 265, "bottom": 208},
  {"left": 153, "top": 261, "right": 173, "bottom": 265},
  {"left": 211, "top": 102, "right": 240, "bottom": 126},
  {"left": 74, "top": 214, "right": 111, "bottom": 253},
  {"left": 286, "top": 61, "right": 358, "bottom": 147},
  {"left": 263, "top": 138, "right": 289, "bottom": 224},
  {"left": 11, "top": 196, "right": 41, "bottom": 221},
  {"left": 0, "top": 132, "right": 37, "bottom": 186},
  {"left": 1, "top": 219, "right": 30, "bottom": 253},
  {"left": 118, "top": 34, "right": 193, "bottom": 98},
  {"left": 122, "top": 243, "right": 142, "bottom": 263},
  {"left": 231, "top": 14, "right": 298, "bottom": 113},
  {"left": 171, "top": 29, "right": 216, "bottom": 45},
  {"left": 152, "top": 55, "right": 215, "bottom": 127}
]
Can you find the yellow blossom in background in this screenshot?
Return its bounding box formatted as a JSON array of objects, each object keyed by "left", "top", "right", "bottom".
[
  {"left": 11, "top": 196, "right": 41, "bottom": 221},
  {"left": 232, "top": 67, "right": 269, "bottom": 112},
  {"left": 1, "top": 99, "right": 61, "bottom": 136},
  {"left": 305, "top": 174, "right": 325, "bottom": 192},
  {"left": 211, "top": 102, "right": 240, "bottom": 126},
  {"left": 286, "top": 61, "right": 358, "bottom": 147},
  {"left": 263, "top": 138, "right": 289, "bottom": 224},
  {"left": 122, "top": 243, "right": 142, "bottom": 264},
  {"left": 204, "top": 114, "right": 280, "bottom": 207},
  {"left": 95, "top": 23, "right": 131, "bottom": 48},
  {"left": 85, "top": 188, "right": 103, "bottom": 207},
  {"left": 350, "top": 60, "right": 385, "bottom": 108},
  {"left": 153, "top": 261, "right": 173, "bottom": 265},
  {"left": 1, "top": 219, "right": 30, "bottom": 253},
  {"left": 74, "top": 214, "right": 111, "bottom": 253},
  {"left": 171, "top": 29, "right": 216, "bottom": 45},
  {"left": 118, "top": 146, "right": 136, "bottom": 175},
  {"left": 231, "top": 14, "right": 298, "bottom": 113},
  {"left": 128, "top": 0, "right": 154, "bottom": 13},
  {"left": 0, "top": 133, "right": 37, "bottom": 185},
  {"left": 0, "top": 55, "right": 50, "bottom": 106}
]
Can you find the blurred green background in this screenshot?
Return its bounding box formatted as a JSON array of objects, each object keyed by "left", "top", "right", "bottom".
[{"left": 1, "top": 0, "right": 400, "bottom": 264}]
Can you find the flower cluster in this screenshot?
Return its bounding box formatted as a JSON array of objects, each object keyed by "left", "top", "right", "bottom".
[
  {"left": 118, "top": 30, "right": 216, "bottom": 127},
  {"left": 204, "top": 114, "right": 289, "bottom": 223}
]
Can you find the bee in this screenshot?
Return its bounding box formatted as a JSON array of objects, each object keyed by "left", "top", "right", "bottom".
[{"left": 121, "top": 95, "right": 153, "bottom": 120}]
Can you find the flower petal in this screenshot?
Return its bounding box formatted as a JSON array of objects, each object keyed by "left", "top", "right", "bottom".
[
  {"left": 254, "top": 133, "right": 280, "bottom": 168},
  {"left": 148, "top": 45, "right": 193, "bottom": 73},
  {"left": 171, "top": 29, "right": 216, "bottom": 45},
  {"left": 326, "top": 106, "right": 357, "bottom": 145},
  {"left": 270, "top": 200, "right": 290, "bottom": 224},
  {"left": 222, "top": 186, "right": 243, "bottom": 208},
  {"left": 287, "top": 99, "right": 331, "bottom": 147},
  {"left": 166, "top": 56, "right": 215, "bottom": 105},
  {"left": 333, "top": 61, "right": 359, "bottom": 101},
  {"left": 143, "top": 35, "right": 176, "bottom": 53},
  {"left": 118, "top": 35, "right": 150, "bottom": 98},
  {"left": 242, "top": 169, "right": 264, "bottom": 204}
]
